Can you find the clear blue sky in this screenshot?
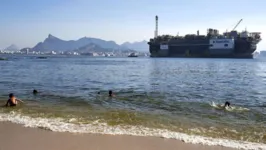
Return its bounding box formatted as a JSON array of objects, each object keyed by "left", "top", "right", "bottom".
[{"left": 0, "top": 0, "right": 265, "bottom": 50}]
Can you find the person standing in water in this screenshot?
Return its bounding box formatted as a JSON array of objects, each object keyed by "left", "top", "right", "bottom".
[
  {"left": 109, "top": 90, "right": 115, "bottom": 97},
  {"left": 5, "top": 93, "right": 24, "bottom": 107}
]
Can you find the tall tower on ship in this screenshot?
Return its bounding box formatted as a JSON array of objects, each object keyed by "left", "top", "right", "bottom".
[{"left": 154, "top": 16, "right": 158, "bottom": 38}]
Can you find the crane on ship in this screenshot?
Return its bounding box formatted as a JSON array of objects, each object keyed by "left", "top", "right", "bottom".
[
  {"left": 231, "top": 19, "right": 243, "bottom": 31},
  {"left": 225, "top": 19, "right": 243, "bottom": 32}
]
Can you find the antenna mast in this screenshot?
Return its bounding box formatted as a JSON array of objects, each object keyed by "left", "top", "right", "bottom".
[{"left": 154, "top": 15, "right": 158, "bottom": 38}]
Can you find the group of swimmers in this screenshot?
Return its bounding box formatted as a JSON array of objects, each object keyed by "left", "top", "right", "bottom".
[
  {"left": 5, "top": 89, "right": 115, "bottom": 107},
  {"left": 5, "top": 89, "right": 232, "bottom": 109}
]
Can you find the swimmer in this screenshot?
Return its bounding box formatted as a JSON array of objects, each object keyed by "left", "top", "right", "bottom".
[
  {"left": 223, "top": 101, "right": 231, "bottom": 109},
  {"left": 109, "top": 90, "right": 115, "bottom": 97},
  {"left": 5, "top": 93, "right": 24, "bottom": 107},
  {"left": 33, "top": 89, "right": 38, "bottom": 95}
]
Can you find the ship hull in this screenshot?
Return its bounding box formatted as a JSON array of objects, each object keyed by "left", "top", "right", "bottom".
[
  {"left": 150, "top": 54, "right": 254, "bottom": 58},
  {"left": 149, "top": 39, "right": 257, "bottom": 59}
]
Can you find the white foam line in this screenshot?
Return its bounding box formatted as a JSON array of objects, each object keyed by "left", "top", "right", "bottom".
[{"left": 0, "top": 112, "right": 265, "bottom": 150}]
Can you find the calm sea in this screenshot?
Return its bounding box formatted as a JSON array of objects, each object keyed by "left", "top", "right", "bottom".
[{"left": 0, "top": 55, "right": 265, "bottom": 149}]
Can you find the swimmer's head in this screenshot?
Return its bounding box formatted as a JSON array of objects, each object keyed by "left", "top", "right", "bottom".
[
  {"left": 33, "top": 89, "right": 38, "bottom": 94},
  {"left": 9, "top": 93, "right": 14, "bottom": 98}
]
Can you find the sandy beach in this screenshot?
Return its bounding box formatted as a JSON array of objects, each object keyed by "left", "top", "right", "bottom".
[{"left": 0, "top": 121, "right": 235, "bottom": 150}]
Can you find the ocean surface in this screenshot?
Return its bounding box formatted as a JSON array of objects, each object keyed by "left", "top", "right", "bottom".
[{"left": 0, "top": 55, "right": 266, "bottom": 150}]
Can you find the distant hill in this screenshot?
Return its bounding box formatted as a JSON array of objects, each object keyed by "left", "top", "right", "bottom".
[
  {"left": 73, "top": 43, "right": 138, "bottom": 54},
  {"left": 121, "top": 40, "right": 148, "bottom": 52},
  {"left": 4, "top": 44, "right": 19, "bottom": 51},
  {"left": 32, "top": 34, "right": 125, "bottom": 52},
  {"left": 74, "top": 43, "right": 111, "bottom": 53}
]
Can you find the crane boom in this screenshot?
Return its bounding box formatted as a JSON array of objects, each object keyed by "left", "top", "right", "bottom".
[{"left": 232, "top": 19, "right": 243, "bottom": 31}]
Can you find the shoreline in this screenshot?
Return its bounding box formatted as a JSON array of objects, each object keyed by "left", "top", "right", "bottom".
[
  {"left": 0, "top": 121, "right": 236, "bottom": 150},
  {"left": 0, "top": 111, "right": 265, "bottom": 150}
]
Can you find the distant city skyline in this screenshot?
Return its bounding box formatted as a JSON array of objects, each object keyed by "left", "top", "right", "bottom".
[{"left": 0, "top": 0, "right": 265, "bottom": 50}]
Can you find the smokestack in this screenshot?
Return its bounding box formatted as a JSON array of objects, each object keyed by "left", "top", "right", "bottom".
[
  {"left": 197, "top": 30, "right": 199, "bottom": 36},
  {"left": 155, "top": 15, "right": 158, "bottom": 38}
]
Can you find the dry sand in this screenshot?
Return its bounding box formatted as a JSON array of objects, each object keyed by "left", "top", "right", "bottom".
[{"left": 0, "top": 121, "right": 236, "bottom": 150}]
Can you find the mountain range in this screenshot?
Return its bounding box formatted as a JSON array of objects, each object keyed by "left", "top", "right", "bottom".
[{"left": 29, "top": 34, "right": 148, "bottom": 52}]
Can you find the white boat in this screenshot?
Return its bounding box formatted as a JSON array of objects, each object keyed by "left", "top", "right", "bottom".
[{"left": 128, "top": 53, "right": 138, "bottom": 57}]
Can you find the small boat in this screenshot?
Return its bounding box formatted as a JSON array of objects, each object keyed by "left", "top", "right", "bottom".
[
  {"left": 128, "top": 53, "right": 138, "bottom": 57},
  {"left": 36, "top": 56, "right": 47, "bottom": 59},
  {"left": 0, "top": 57, "right": 8, "bottom": 61}
]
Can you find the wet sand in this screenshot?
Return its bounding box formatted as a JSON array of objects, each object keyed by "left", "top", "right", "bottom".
[{"left": 0, "top": 122, "right": 235, "bottom": 150}]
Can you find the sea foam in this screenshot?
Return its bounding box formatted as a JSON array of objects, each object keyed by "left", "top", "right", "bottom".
[{"left": 0, "top": 111, "right": 265, "bottom": 150}]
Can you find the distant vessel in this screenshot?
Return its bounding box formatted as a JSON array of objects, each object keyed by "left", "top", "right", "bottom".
[
  {"left": 148, "top": 16, "right": 261, "bottom": 58},
  {"left": 254, "top": 51, "right": 266, "bottom": 58},
  {"left": 128, "top": 53, "right": 138, "bottom": 57},
  {"left": 36, "top": 56, "right": 47, "bottom": 59}
]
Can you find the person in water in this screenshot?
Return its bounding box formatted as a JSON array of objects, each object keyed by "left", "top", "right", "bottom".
[
  {"left": 223, "top": 101, "right": 231, "bottom": 109},
  {"left": 33, "top": 89, "right": 38, "bottom": 95},
  {"left": 5, "top": 93, "right": 23, "bottom": 107},
  {"left": 109, "top": 90, "right": 115, "bottom": 97}
]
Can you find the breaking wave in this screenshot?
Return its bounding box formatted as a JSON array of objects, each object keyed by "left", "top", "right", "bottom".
[
  {"left": 210, "top": 101, "right": 250, "bottom": 112},
  {"left": 0, "top": 111, "right": 265, "bottom": 150}
]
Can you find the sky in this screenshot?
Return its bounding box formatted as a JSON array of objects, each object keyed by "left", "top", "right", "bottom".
[{"left": 0, "top": 0, "right": 265, "bottom": 50}]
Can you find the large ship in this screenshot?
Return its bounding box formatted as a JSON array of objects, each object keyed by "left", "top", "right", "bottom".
[{"left": 148, "top": 16, "right": 261, "bottom": 58}]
